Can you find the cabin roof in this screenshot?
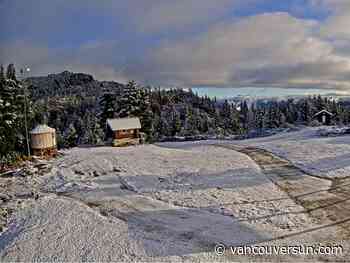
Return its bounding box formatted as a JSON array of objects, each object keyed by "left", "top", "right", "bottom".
[
  {"left": 107, "top": 117, "right": 141, "bottom": 131},
  {"left": 30, "top": 124, "right": 56, "bottom": 134},
  {"left": 313, "top": 109, "right": 334, "bottom": 118}
]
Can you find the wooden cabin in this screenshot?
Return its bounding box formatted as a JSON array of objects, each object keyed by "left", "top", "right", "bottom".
[
  {"left": 30, "top": 125, "right": 57, "bottom": 157},
  {"left": 313, "top": 110, "right": 334, "bottom": 125},
  {"left": 106, "top": 118, "right": 142, "bottom": 147}
]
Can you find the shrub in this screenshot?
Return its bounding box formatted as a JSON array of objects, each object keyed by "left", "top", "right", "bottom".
[
  {"left": 0, "top": 151, "right": 21, "bottom": 167},
  {"left": 309, "top": 119, "right": 321, "bottom": 127}
]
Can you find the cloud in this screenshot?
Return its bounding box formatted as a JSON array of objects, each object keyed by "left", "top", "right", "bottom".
[
  {"left": 232, "top": 58, "right": 350, "bottom": 89},
  {"left": 120, "top": 0, "right": 252, "bottom": 33},
  {"left": 124, "top": 12, "right": 350, "bottom": 89},
  {"left": 313, "top": 0, "right": 350, "bottom": 40},
  {"left": 0, "top": 41, "right": 128, "bottom": 82},
  {"left": 0, "top": 0, "right": 253, "bottom": 39},
  {"left": 2, "top": 1, "right": 350, "bottom": 91}
]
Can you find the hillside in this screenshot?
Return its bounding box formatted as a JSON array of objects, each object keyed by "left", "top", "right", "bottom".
[
  {"left": 25, "top": 71, "right": 350, "bottom": 144},
  {"left": 27, "top": 71, "right": 124, "bottom": 100},
  {"left": 2, "top": 68, "right": 350, "bottom": 166}
]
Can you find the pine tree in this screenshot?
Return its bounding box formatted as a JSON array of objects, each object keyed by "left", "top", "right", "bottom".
[
  {"left": 64, "top": 123, "right": 78, "bottom": 147},
  {"left": 256, "top": 109, "right": 265, "bottom": 134},
  {"left": 172, "top": 110, "right": 181, "bottom": 136},
  {"left": 117, "top": 80, "right": 141, "bottom": 117},
  {"left": 99, "top": 93, "right": 116, "bottom": 127},
  {"left": 300, "top": 99, "right": 312, "bottom": 123},
  {"left": 0, "top": 65, "right": 4, "bottom": 82},
  {"left": 80, "top": 113, "right": 104, "bottom": 145},
  {"left": 138, "top": 88, "right": 153, "bottom": 136},
  {"left": 115, "top": 81, "right": 155, "bottom": 141},
  {"left": 6, "top": 64, "right": 16, "bottom": 81},
  {"left": 0, "top": 73, "right": 25, "bottom": 156},
  {"left": 315, "top": 95, "right": 324, "bottom": 111}
]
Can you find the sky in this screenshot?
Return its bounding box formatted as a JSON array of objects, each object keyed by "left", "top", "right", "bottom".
[{"left": 1, "top": 0, "right": 350, "bottom": 96}]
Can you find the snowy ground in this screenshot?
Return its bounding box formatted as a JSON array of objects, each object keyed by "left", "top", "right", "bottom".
[
  {"left": 1, "top": 128, "right": 349, "bottom": 261},
  {"left": 234, "top": 127, "right": 350, "bottom": 179},
  {"left": 160, "top": 127, "right": 350, "bottom": 179}
]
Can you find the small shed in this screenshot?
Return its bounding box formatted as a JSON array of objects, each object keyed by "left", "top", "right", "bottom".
[
  {"left": 106, "top": 117, "right": 142, "bottom": 146},
  {"left": 313, "top": 110, "right": 334, "bottom": 125},
  {"left": 30, "top": 125, "right": 57, "bottom": 156}
]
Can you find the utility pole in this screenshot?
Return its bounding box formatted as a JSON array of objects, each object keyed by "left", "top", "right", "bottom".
[{"left": 20, "top": 67, "right": 31, "bottom": 157}]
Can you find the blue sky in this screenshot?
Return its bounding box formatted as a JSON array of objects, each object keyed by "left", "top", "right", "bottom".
[{"left": 1, "top": 0, "right": 350, "bottom": 96}]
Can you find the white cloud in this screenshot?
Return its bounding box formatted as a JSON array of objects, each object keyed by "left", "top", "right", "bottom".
[
  {"left": 2, "top": 1, "right": 350, "bottom": 91},
  {"left": 0, "top": 41, "right": 128, "bottom": 82},
  {"left": 121, "top": 0, "right": 248, "bottom": 33},
  {"left": 313, "top": 0, "right": 350, "bottom": 40},
  {"left": 125, "top": 12, "right": 350, "bottom": 89}
]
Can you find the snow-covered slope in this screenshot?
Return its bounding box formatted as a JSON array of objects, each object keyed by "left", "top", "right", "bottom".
[
  {"left": 0, "top": 195, "right": 147, "bottom": 262},
  {"left": 2, "top": 130, "right": 349, "bottom": 261},
  {"left": 1, "top": 144, "right": 326, "bottom": 261},
  {"left": 236, "top": 127, "right": 350, "bottom": 179},
  {"left": 160, "top": 127, "right": 350, "bottom": 179}
]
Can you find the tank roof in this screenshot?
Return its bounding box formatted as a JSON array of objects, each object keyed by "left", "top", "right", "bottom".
[{"left": 30, "top": 124, "right": 56, "bottom": 134}]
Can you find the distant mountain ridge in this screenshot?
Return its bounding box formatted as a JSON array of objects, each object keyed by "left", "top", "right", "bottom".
[{"left": 27, "top": 71, "right": 125, "bottom": 99}]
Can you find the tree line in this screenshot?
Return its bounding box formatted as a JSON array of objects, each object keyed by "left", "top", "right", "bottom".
[{"left": 1, "top": 65, "right": 350, "bottom": 165}]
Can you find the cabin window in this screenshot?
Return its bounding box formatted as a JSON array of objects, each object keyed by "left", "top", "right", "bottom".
[
  {"left": 117, "top": 129, "right": 137, "bottom": 135},
  {"left": 119, "top": 129, "right": 130, "bottom": 134}
]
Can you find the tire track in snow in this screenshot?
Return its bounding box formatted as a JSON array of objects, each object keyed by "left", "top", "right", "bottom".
[{"left": 213, "top": 144, "right": 350, "bottom": 239}]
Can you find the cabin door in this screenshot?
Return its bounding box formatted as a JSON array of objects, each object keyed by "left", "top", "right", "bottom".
[{"left": 322, "top": 115, "right": 326, "bottom": 124}]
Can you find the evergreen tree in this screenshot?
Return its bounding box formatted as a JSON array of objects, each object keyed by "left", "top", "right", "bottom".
[
  {"left": 6, "top": 64, "right": 16, "bottom": 81},
  {"left": 255, "top": 110, "right": 265, "bottom": 133},
  {"left": 64, "top": 123, "right": 78, "bottom": 147},
  {"left": 0, "top": 65, "right": 4, "bottom": 82},
  {"left": 300, "top": 99, "right": 312, "bottom": 123},
  {"left": 99, "top": 93, "right": 116, "bottom": 126},
  {"left": 172, "top": 111, "right": 182, "bottom": 136},
  {"left": 80, "top": 113, "right": 104, "bottom": 145},
  {"left": 117, "top": 80, "right": 143, "bottom": 117},
  {"left": 0, "top": 71, "right": 25, "bottom": 156}
]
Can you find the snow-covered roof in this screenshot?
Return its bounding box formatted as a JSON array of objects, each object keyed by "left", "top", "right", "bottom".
[
  {"left": 313, "top": 110, "right": 334, "bottom": 117},
  {"left": 107, "top": 118, "right": 141, "bottom": 131},
  {"left": 30, "top": 124, "right": 56, "bottom": 134}
]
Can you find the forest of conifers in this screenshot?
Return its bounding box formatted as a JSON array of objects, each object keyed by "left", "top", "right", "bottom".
[{"left": 1, "top": 64, "right": 350, "bottom": 165}]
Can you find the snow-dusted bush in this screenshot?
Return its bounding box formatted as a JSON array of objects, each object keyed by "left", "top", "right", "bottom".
[
  {"left": 280, "top": 122, "right": 296, "bottom": 129},
  {"left": 0, "top": 151, "right": 21, "bottom": 167},
  {"left": 318, "top": 127, "right": 350, "bottom": 137},
  {"left": 309, "top": 119, "right": 321, "bottom": 127}
]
